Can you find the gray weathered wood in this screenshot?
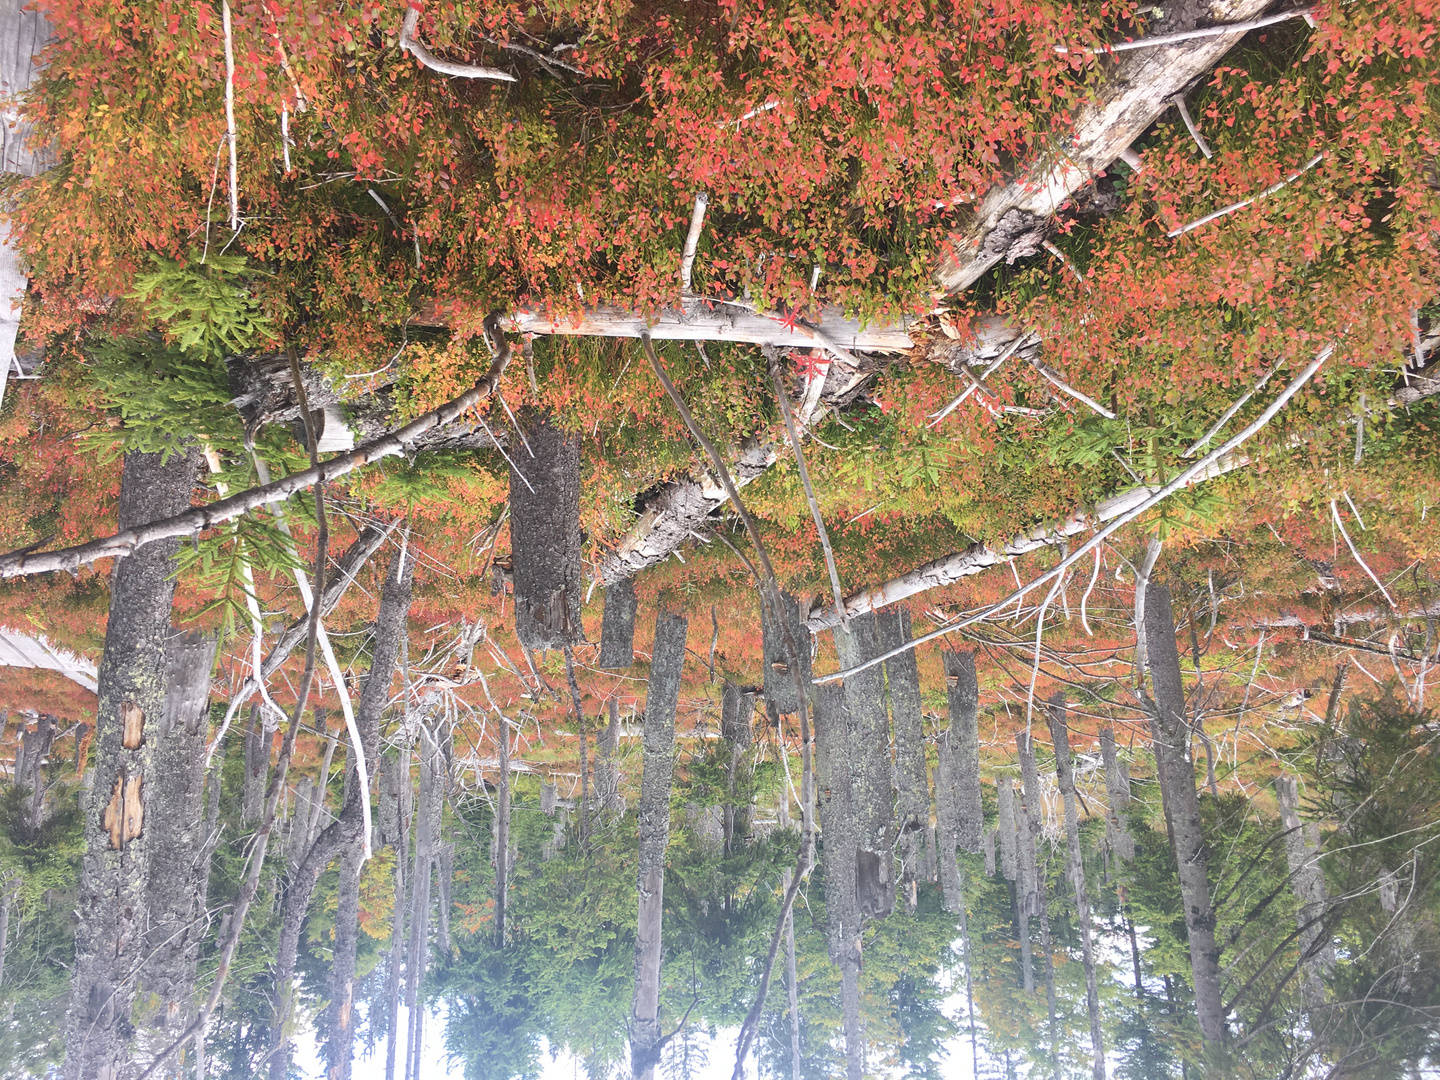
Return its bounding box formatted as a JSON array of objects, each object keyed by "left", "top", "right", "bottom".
[
  {"left": 762, "top": 591, "right": 811, "bottom": 715},
  {"left": 598, "top": 577, "right": 638, "bottom": 668},
  {"left": 1276, "top": 774, "right": 1332, "bottom": 1007},
  {"left": 878, "top": 609, "right": 928, "bottom": 892},
  {"left": 833, "top": 612, "right": 895, "bottom": 919},
  {"left": 1146, "top": 583, "right": 1225, "bottom": 1044},
  {"left": 630, "top": 604, "right": 687, "bottom": 1080},
  {"left": 1050, "top": 696, "right": 1105, "bottom": 1080},
  {"left": 997, "top": 778, "right": 1018, "bottom": 883},
  {"left": 1100, "top": 727, "right": 1135, "bottom": 861},
  {"left": 944, "top": 650, "right": 984, "bottom": 853}
]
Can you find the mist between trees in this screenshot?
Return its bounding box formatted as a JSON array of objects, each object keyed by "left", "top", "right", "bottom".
[{"left": 0, "top": 0, "right": 1438, "bottom": 1077}]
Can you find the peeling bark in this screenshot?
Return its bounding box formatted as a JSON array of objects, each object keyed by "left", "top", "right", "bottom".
[
  {"left": 933, "top": 0, "right": 1278, "bottom": 292},
  {"left": 63, "top": 447, "right": 200, "bottom": 1080},
  {"left": 1146, "top": 583, "right": 1225, "bottom": 1044},
  {"left": 630, "top": 605, "right": 687, "bottom": 1080}
]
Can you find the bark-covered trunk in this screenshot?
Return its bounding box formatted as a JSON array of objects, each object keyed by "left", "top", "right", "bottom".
[
  {"left": 997, "top": 779, "right": 1018, "bottom": 882},
  {"left": 598, "top": 577, "right": 638, "bottom": 668},
  {"left": 14, "top": 711, "right": 56, "bottom": 831},
  {"left": 784, "top": 866, "right": 801, "bottom": 1080},
  {"left": 721, "top": 680, "right": 754, "bottom": 854},
  {"left": 404, "top": 722, "right": 445, "bottom": 1080},
  {"left": 1276, "top": 774, "right": 1332, "bottom": 1007},
  {"left": 878, "top": 609, "right": 927, "bottom": 895},
  {"left": 762, "top": 592, "right": 812, "bottom": 716},
  {"left": 1100, "top": 728, "right": 1135, "bottom": 861},
  {"left": 1145, "top": 583, "right": 1225, "bottom": 1044},
  {"left": 0, "top": 875, "right": 12, "bottom": 992},
  {"left": 242, "top": 705, "right": 269, "bottom": 824},
  {"left": 933, "top": 735, "right": 963, "bottom": 914},
  {"left": 595, "top": 698, "right": 623, "bottom": 815},
  {"left": 813, "top": 681, "right": 864, "bottom": 1080},
  {"left": 383, "top": 744, "right": 412, "bottom": 1080},
  {"left": 493, "top": 720, "right": 512, "bottom": 947},
  {"left": 1016, "top": 734, "right": 1044, "bottom": 997},
  {"left": 64, "top": 447, "right": 200, "bottom": 1080},
  {"left": 325, "top": 544, "right": 414, "bottom": 1080},
  {"left": 944, "top": 650, "right": 984, "bottom": 852},
  {"left": 1050, "top": 696, "right": 1105, "bottom": 1080},
  {"left": 509, "top": 411, "right": 583, "bottom": 651},
  {"left": 134, "top": 631, "right": 216, "bottom": 1042},
  {"left": 630, "top": 605, "right": 688, "bottom": 1080},
  {"left": 833, "top": 612, "right": 895, "bottom": 919}
]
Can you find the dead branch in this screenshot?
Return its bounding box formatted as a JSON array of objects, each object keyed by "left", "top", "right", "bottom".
[{"left": 399, "top": 5, "right": 517, "bottom": 82}]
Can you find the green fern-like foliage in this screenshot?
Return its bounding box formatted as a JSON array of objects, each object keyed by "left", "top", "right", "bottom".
[{"left": 126, "top": 250, "right": 274, "bottom": 358}]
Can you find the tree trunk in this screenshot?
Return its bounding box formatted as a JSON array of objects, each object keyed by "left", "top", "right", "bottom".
[
  {"left": 1100, "top": 727, "right": 1135, "bottom": 861},
  {"left": 493, "top": 720, "right": 512, "bottom": 947},
  {"left": 944, "top": 650, "right": 984, "bottom": 852},
  {"left": 833, "top": 612, "right": 895, "bottom": 919},
  {"left": 721, "top": 681, "right": 754, "bottom": 854},
  {"left": 242, "top": 705, "right": 268, "bottom": 825},
  {"left": 1145, "top": 583, "right": 1225, "bottom": 1044},
  {"left": 595, "top": 698, "right": 623, "bottom": 815},
  {"left": 1017, "top": 735, "right": 1045, "bottom": 997},
  {"left": 324, "top": 544, "right": 413, "bottom": 1080},
  {"left": 784, "top": 867, "right": 801, "bottom": 1080},
  {"left": 63, "top": 447, "right": 200, "bottom": 1080},
  {"left": 404, "top": 721, "right": 445, "bottom": 1080},
  {"left": 762, "top": 592, "right": 812, "bottom": 716},
  {"left": 1050, "top": 696, "right": 1106, "bottom": 1080},
  {"left": 0, "top": 874, "right": 14, "bottom": 991},
  {"left": 14, "top": 711, "right": 56, "bottom": 831},
  {"left": 1275, "top": 774, "right": 1332, "bottom": 1007},
  {"left": 997, "top": 779, "right": 1018, "bottom": 882},
  {"left": 630, "top": 605, "right": 688, "bottom": 1080},
  {"left": 933, "top": 0, "right": 1276, "bottom": 291},
  {"left": 878, "top": 609, "right": 927, "bottom": 893},
  {"left": 382, "top": 744, "right": 412, "bottom": 1080},
  {"left": 135, "top": 631, "right": 216, "bottom": 1043},
  {"left": 933, "top": 736, "right": 963, "bottom": 914},
  {"left": 598, "top": 577, "right": 638, "bottom": 668},
  {"left": 509, "top": 410, "right": 583, "bottom": 651}
]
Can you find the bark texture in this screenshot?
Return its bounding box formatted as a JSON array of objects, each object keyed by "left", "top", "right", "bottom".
[
  {"left": 1145, "top": 583, "right": 1225, "bottom": 1044},
  {"left": 1276, "top": 774, "right": 1333, "bottom": 1007},
  {"left": 721, "top": 680, "right": 754, "bottom": 853},
  {"left": 63, "top": 447, "right": 200, "bottom": 1080},
  {"left": 878, "top": 609, "right": 928, "bottom": 889},
  {"left": 932, "top": 0, "right": 1277, "bottom": 292},
  {"left": 1100, "top": 728, "right": 1135, "bottom": 861},
  {"left": 630, "top": 605, "right": 688, "bottom": 1080},
  {"left": 762, "top": 591, "right": 812, "bottom": 716},
  {"left": 944, "top": 650, "right": 984, "bottom": 853},
  {"left": 509, "top": 411, "right": 583, "bottom": 651},
  {"left": 1049, "top": 697, "right": 1105, "bottom": 1080},
  {"left": 594, "top": 698, "right": 623, "bottom": 815},
  {"left": 1016, "top": 735, "right": 1044, "bottom": 997},
  {"left": 832, "top": 612, "right": 895, "bottom": 919},
  {"left": 134, "top": 631, "right": 216, "bottom": 1040},
  {"left": 598, "top": 577, "right": 638, "bottom": 668}
]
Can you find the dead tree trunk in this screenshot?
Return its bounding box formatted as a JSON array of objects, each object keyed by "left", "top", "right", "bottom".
[
  {"left": 933, "top": 732, "right": 964, "bottom": 914},
  {"left": 598, "top": 577, "right": 638, "bottom": 668},
  {"left": 493, "top": 720, "right": 512, "bottom": 947},
  {"left": 721, "top": 681, "right": 754, "bottom": 854},
  {"left": 762, "top": 592, "right": 812, "bottom": 716},
  {"left": 63, "top": 447, "right": 200, "bottom": 1080},
  {"left": 595, "top": 698, "right": 623, "bottom": 815},
  {"left": 814, "top": 681, "right": 864, "bottom": 1080},
  {"left": 325, "top": 545, "right": 414, "bottom": 1080},
  {"left": 383, "top": 745, "right": 412, "bottom": 1080},
  {"left": 1050, "top": 696, "right": 1105, "bottom": 1080},
  {"left": 878, "top": 609, "right": 928, "bottom": 898},
  {"left": 135, "top": 631, "right": 216, "bottom": 1043},
  {"left": 509, "top": 410, "right": 582, "bottom": 651},
  {"left": 944, "top": 650, "right": 984, "bottom": 852},
  {"left": 404, "top": 723, "right": 445, "bottom": 1080},
  {"left": 997, "top": 779, "right": 1018, "bottom": 882},
  {"left": 242, "top": 705, "right": 268, "bottom": 824},
  {"left": 1275, "top": 775, "right": 1332, "bottom": 1007},
  {"left": 1100, "top": 728, "right": 1135, "bottom": 861},
  {"left": 630, "top": 605, "right": 688, "bottom": 1080},
  {"left": 833, "top": 612, "right": 895, "bottom": 919},
  {"left": 1016, "top": 734, "right": 1044, "bottom": 998},
  {"left": 14, "top": 711, "right": 56, "bottom": 831},
  {"left": 1145, "top": 583, "right": 1225, "bottom": 1045}
]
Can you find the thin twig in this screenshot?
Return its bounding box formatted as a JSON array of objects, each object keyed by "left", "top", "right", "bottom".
[
  {"left": 1055, "top": 8, "right": 1316, "bottom": 53},
  {"left": 1330, "top": 499, "right": 1398, "bottom": 611},
  {"left": 1080, "top": 547, "right": 1101, "bottom": 637},
  {"left": 928, "top": 331, "right": 1035, "bottom": 427},
  {"left": 816, "top": 342, "right": 1335, "bottom": 681},
  {"left": 1168, "top": 153, "right": 1325, "bottom": 238},
  {"left": 1172, "top": 94, "right": 1213, "bottom": 159},
  {"left": 1184, "top": 366, "right": 1274, "bottom": 456},
  {"left": 496, "top": 391, "right": 534, "bottom": 457},
  {"left": 1029, "top": 357, "right": 1115, "bottom": 418}
]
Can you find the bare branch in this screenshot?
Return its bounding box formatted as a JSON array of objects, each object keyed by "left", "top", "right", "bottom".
[
  {"left": 1056, "top": 9, "right": 1316, "bottom": 54},
  {"left": 0, "top": 317, "right": 512, "bottom": 578},
  {"left": 1330, "top": 499, "right": 1398, "bottom": 612},
  {"left": 399, "top": 6, "right": 517, "bottom": 83},
  {"left": 1168, "top": 153, "right": 1325, "bottom": 238},
  {"left": 1028, "top": 357, "right": 1116, "bottom": 418},
  {"left": 679, "top": 192, "right": 709, "bottom": 293},
  {"left": 1172, "top": 93, "right": 1213, "bottom": 158}
]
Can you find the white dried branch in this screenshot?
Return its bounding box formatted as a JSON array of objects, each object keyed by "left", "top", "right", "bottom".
[
  {"left": 400, "top": 6, "right": 517, "bottom": 83},
  {"left": 1056, "top": 9, "right": 1315, "bottom": 54},
  {"left": 679, "top": 192, "right": 709, "bottom": 293},
  {"left": 1168, "top": 153, "right": 1324, "bottom": 238},
  {"left": 1028, "top": 357, "right": 1116, "bottom": 418},
  {"left": 1330, "top": 499, "right": 1398, "bottom": 612},
  {"left": 1172, "top": 94, "right": 1213, "bottom": 158}
]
